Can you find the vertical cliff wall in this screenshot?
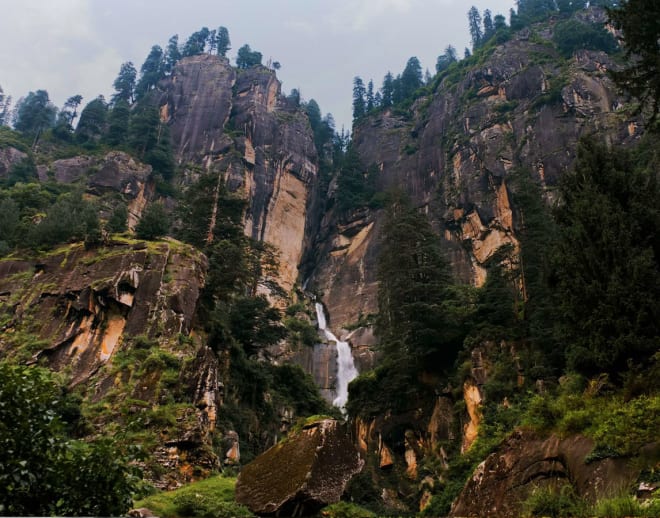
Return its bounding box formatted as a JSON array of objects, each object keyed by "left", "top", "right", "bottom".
[
  {"left": 159, "top": 55, "right": 318, "bottom": 298},
  {"left": 310, "top": 12, "right": 639, "bottom": 333}
]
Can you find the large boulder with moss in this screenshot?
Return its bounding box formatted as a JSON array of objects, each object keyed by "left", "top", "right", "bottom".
[
  {"left": 449, "top": 430, "right": 641, "bottom": 517},
  {"left": 235, "top": 419, "right": 364, "bottom": 516}
]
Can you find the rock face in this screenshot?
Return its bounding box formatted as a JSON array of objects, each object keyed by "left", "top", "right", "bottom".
[
  {"left": 0, "top": 146, "right": 28, "bottom": 178},
  {"left": 450, "top": 430, "right": 640, "bottom": 518},
  {"left": 236, "top": 419, "right": 364, "bottom": 516},
  {"left": 35, "top": 151, "right": 153, "bottom": 229},
  {"left": 0, "top": 239, "right": 206, "bottom": 385},
  {"left": 159, "top": 56, "right": 318, "bottom": 299},
  {"left": 310, "top": 8, "right": 638, "bottom": 330}
]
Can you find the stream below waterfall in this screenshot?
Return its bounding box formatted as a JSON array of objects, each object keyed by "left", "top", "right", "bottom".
[{"left": 315, "top": 303, "right": 359, "bottom": 409}]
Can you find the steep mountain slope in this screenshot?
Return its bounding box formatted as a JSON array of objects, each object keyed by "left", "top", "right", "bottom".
[{"left": 310, "top": 9, "right": 637, "bottom": 333}]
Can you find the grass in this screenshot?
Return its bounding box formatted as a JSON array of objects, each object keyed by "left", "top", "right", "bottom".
[{"left": 134, "top": 475, "right": 250, "bottom": 518}]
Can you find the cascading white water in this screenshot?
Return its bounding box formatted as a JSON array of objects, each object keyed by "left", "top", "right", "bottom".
[{"left": 315, "top": 302, "right": 358, "bottom": 409}]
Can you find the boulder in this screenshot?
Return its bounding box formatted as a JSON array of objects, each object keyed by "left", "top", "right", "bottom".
[
  {"left": 450, "top": 430, "right": 640, "bottom": 517},
  {"left": 235, "top": 419, "right": 364, "bottom": 516}
]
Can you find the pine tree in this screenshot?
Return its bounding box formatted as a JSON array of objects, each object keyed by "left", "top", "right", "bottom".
[
  {"left": 135, "top": 45, "right": 164, "bottom": 100},
  {"left": 552, "top": 139, "right": 660, "bottom": 376},
  {"left": 376, "top": 192, "right": 459, "bottom": 372},
  {"left": 381, "top": 72, "right": 394, "bottom": 108},
  {"left": 112, "top": 62, "right": 137, "bottom": 104},
  {"left": 105, "top": 99, "right": 130, "bottom": 146},
  {"left": 483, "top": 9, "right": 495, "bottom": 41},
  {"left": 14, "top": 90, "right": 57, "bottom": 139},
  {"left": 608, "top": 0, "right": 660, "bottom": 125},
  {"left": 216, "top": 26, "right": 231, "bottom": 57},
  {"left": 163, "top": 35, "right": 181, "bottom": 75},
  {"left": 75, "top": 96, "right": 107, "bottom": 144},
  {"left": 352, "top": 76, "right": 366, "bottom": 120},
  {"left": 366, "top": 80, "right": 375, "bottom": 112},
  {"left": 468, "top": 6, "right": 483, "bottom": 50}
]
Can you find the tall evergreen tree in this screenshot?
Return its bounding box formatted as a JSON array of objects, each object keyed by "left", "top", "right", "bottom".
[
  {"left": 376, "top": 192, "right": 457, "bottom": 371},
  {"left": 236, "top": 44, "right": 262, "bottom": 68},
  {"left": 468, "top": 6, "right": 483, "bottom": 50},
  {"left": 552, "top": 139, "right": 660, "bottom": 377},
  {"left": 366, "top": 80, "right": 375, "bottom": 111},
  {"left": 105, "top": 99, "right": 130, "bottom": 146},
  {"left": 483, "top": 9, "right": 495, "bottom": 40},
  {"left": 182, "top": 27, "right": 210, "bottom": 56},
  {"left": 608, "top": 0, "right": 660, "bottom": 125},
  {"left": 216, "top": 26, "right": 231, "bottom": 57},
  {"left": 436, "top": 45, "right": 458, "bottom": 73},
  {"left": 75, "top": 96, "right": 107, "bottom": 144},
  {"left": 14, "top": 90, "right": 57, "bottom": 139},
  {"left": 163, "top": 35, "right": 181, "bottom": 74},
  {"left": 398, "top": 56, "right": 423, "bottom": 100},
  {"left": 381, "top": 72, "right": 394, "bottom": 108},
  {"left": 0, "top": 85, "right": 11, "bottom": 127},
  {"left": 352, "top": 76, "right": 366, "bottom": 120},
  {"left": 112, "top": 62, "right": 137, "bottom": 104},
  {"left": 128, "top": 103, "right": 159, "bottom": 158},
  {"left": 135, "top": 45, "right": 164, "bottom": 100}
]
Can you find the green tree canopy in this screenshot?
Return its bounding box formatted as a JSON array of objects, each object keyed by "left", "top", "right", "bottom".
[
  {"left": 182, "top": 27, "right": 210, "bottom": 56},
  {"left": 0, "top": 363, "right": 137, "bottom": 516},
  {"left": 14, "top": 90, "right": 57, "bottom": 138},
  {"left": 552, "top": 138, "right": 660, "bottom": 377},
  {"left": 236, "top": 44, "right": 263, "bottom": 69},
  {"left": 608, "top": 0, "right": 660, "bottom": 125},
  {"left": 215, "top": 26, "right": 231, "bottom": 57},
  {"left": 135, "top": 201, "right": 170, "bottom": 240},
  {"left": 75, "top": 96, "right": 108, "bottom": 144},
  {"left": 112, "top": 62, "right": 137, "bottom": 104},
  {"left": 135, "top": 45, "right": 164, "bottom": 100}
]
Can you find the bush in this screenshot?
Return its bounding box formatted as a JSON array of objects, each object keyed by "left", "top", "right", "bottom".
[
  {"left": 135, "top": 201, "right": 169, "bottom": 240},
  {"left": 553, "top": 19, "right": 618, "bottom": 58},
  {"left": 319, "top": 501, "right": 376, "bottom": 518},
  {"left": 592, "top": 494, "right": 660, "bottom": 517},
  {"left": 522, "top": 484, "right": 588, "bottom": 518},
  {"left": 0, "top": 363, "right": 137, "bottom": 516}
]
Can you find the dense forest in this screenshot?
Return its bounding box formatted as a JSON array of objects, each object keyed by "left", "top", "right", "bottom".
[{"left": 1, "top": 0, "right": 659, "bottom": 516}]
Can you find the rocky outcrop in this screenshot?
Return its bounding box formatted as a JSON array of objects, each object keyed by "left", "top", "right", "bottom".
[
  {"left": 159, "top": 57, "right": 318, "bottom": 300},
  {"left": 35, "top": 151, "right": 153, "bottom": 229},
  {"left": 0, "top": 239, "right": 206, "bottom": 386},
  {"left": 310, "top": 9, "right": 638, "bottom": 330},
  {"left": 450, "top": 430, "right": 641, "bottom": 517},
  {"left": 235, "top": 419, "right": 363, "bottom": 516},
  {"left": 0, "top": 146, "right": 28, "bottom": 178}
]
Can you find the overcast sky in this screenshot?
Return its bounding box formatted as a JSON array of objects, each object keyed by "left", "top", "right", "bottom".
[{"left": 1, "top": 0, "right": 517, "bottom": 130}]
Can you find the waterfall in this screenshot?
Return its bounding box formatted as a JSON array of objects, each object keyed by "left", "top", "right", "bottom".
[{"left": 315, "top": 302, "right": 359, "bottom": 409}]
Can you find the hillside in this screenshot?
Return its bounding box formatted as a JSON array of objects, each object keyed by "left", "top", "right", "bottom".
[{"left": 1, "top": 3, "right": 659, "bottom": 517}]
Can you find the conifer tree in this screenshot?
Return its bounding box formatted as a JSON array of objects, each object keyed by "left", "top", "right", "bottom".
[
  {"left": 380, "top": 72, "right": 394, "bottom": 108},
  {"left": 608, "top": 0, "right": 660, "bottom": 124},
  {"left": 552, "top": 139, "right": 660, "bottom": 376},
  {"left": 352, "top": 76, "right": 366, "bottom": 120},
  {"left": 468, "top": 6, "right": 483, "bottom": 50},
  {"left": 112, "top": 62, "right": 137, "bottom": 104}
]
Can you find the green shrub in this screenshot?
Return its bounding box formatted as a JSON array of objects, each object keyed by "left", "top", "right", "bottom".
[
  {"left": 522, "top": 484, "right": 588, "bottom": 518},
  {"left": 319, "top": 501, "right": 376, "bottom": 518},
  {"left": 592, "top": 494, "right": 660, "bottom": 517}
]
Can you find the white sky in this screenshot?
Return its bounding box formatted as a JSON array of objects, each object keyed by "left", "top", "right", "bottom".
[{"left": 0, "top": 0, "right": 516, "bottom": 130}]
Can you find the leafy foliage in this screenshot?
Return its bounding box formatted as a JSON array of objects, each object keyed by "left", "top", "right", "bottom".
[
  {"left": 0, "top": 363, "right": 138, "bottom": 516},
  {"left": 135, "top": 202, "right": 170, "bottom": 240},
  {"left": 552, "top": 18, "right": 618, "bottom": 57}
]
